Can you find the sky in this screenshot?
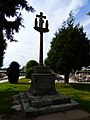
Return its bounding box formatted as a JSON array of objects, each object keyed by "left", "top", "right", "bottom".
[{"left": 2, "top": 0, "right": 90, "bottom": 68}]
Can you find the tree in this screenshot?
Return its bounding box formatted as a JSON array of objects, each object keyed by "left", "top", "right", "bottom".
[
  {"left": 7, "top": 61, "right": 20, "bottom": 84},
  {"left": 25, "top": 60, "right": 38, "bottom": 78},
  {"left": 45, "top": 12, "right": 90, "bottom": 83},
  {"left": 25, "top": 60, "right": 38, "bottom": 70},
  {"left": 0, "top": 31, "right": 7, "bottom": 67},
  {"left": 0, "top": 0, "right": 35, "bottom": 67}
]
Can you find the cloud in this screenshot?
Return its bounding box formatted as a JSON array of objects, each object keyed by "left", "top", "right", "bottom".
[
  {"left": 82, "top": 17, "right": 90, "bottom": 28},
  {"left": 3, "top": 0, "right": 89, "bottom": 68}
]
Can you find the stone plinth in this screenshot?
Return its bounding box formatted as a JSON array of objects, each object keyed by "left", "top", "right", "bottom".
[
  {"left": 25, "top": 92, "right": 71, "bottom": 107},
  {"left": 18, "top": 66, "right": 79, "bottom": 116},
  {"left": 30, "top": 66, "right": 57, "bottom": 96},
  {"left": 19, "top": 91, "right": 79, "bottom": 117},
  {"left": 33, "top": 66, "right": 50, "bottom": 73}
]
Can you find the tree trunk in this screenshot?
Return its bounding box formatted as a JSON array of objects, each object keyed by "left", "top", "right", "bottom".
[
  {"left": 0, "top": 30, "right": 7, "bottom": 67},
  {"left": 64, "top": 70, "right": 70, "bottom": 84}
]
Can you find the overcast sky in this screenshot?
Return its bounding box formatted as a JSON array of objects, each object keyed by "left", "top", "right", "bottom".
[{"left": 3, "top": 0, "right": 90, "bottom": 68}]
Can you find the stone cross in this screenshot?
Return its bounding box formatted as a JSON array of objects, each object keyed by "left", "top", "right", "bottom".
[{"left": 34, "top": 12, "right": 49, "bottom": 66}]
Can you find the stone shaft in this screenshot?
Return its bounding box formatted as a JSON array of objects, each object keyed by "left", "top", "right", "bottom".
[
  {"left": 34, "top": 12, "right": 49, "bottom": 66},
  {"left": 39, "top": 33, "right": 43, "bottom": 66}
]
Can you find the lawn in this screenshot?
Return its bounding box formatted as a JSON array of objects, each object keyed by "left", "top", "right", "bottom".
[
  {"left": 56, "top": 83, "right": 90, "bottom": 112},
  {"left": 0, "top": 78, "right": 30, "bottom": 115},
  {"left": 0, "top": 78, "right": 90, "bottom": 115}
]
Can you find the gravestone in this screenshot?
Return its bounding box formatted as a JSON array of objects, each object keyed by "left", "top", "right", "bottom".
[{"left": 19, "top": 12, "right": 79, "bottom": 116}]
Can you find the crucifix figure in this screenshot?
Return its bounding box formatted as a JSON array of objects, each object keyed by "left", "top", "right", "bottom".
[{"left": 34, "top": 12, "right": 49, "bottom": 66}]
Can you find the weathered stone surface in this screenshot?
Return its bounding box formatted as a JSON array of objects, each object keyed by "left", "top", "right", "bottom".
[
  {"left": 33, "top": 66, "right": 49, "bottom": 73},
  {"left": 30, "top": 72, "right": 57, "bottom": 96},
  {"left": 12, "top": 94, "right": 21, "bottom": 105},
  {"left": 11, "top": 105, "right": 22, "bottom": 111},
  {"left": 25, "top": 91, "right": 71, "bottom": 107},
  {"left": 19, "top": 91, "right": 79, "bottom": 117}
]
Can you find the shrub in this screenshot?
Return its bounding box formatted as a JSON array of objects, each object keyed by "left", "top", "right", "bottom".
[
  {"left": 25, "top": 60, "right": 38, "bottom": 70},
  {"left": 25, "top": 60, "right": 38, "bottom": 78},
  {"left": 25, "top": 68, "right": 33, "bottom": 78},
  {"left": 7, "top": 61, "right": 20, "bottom": 84}
]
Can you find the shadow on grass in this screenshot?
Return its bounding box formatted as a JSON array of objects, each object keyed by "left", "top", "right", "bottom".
[
  {"left": 0, "top": 90, "right": 19, "bottom": 115},
  {"left": 71, "top": 83, "right": 90, "bottom": 91},
  {"left": 0, "top": 81, "right": 30, "bottom": 115},
  {"left": 78, "top": 99, "right": 90, "bottom": 112}
]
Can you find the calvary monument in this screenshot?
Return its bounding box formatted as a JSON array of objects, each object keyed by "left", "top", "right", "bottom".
[
  {"left": 19, "top": 12, "right": 79, "bottom": 116},
  {"left": 29, "top": 12, "right": 57, "bottom": 96}
]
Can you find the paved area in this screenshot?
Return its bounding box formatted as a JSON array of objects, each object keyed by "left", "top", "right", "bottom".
[
  {"left": 1, "top": 109, "right": 90, "bottom": 120},
  {"left": 32, "top": 109, "right": 90, "bottom": 120},
  {"left": 0, "top": 76, "right": 25, "bottom": 83},
  {"left": 0, "top": 79, "right": 8, "bottom": 83}
]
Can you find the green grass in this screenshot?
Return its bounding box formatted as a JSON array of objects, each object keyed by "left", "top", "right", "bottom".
[
  {"left": 0, "top": 78, "right": 30, "bottom": 115},
  {"left": 55, "top": 83, "right": 90, "bottom": 112},
  {"left": 0, "top": 79, "right": 90, "bottom": 115}
]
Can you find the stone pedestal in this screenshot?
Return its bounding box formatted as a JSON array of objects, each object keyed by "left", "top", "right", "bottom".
[
  {"left": 12, "top": 12, "right": 80, "bottom": 116},
  {"left": 18, "top": 66, "right": 79, "bottom": 116},
  {"left": 30, "top": 66, "right": 57, "bottom": 96},
  {"left": 33, "top": 66, "right": 50, "bottom": 73},
  {"left": 19, "top": 91, "right": 79, "bottom": 117}
]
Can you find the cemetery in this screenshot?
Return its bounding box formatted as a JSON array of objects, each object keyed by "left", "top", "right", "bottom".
[
  {"left": 1, "top": 12, "right": 88, "bottom": 120},
  {"left": 0, "top": 1, "right": 90, "bottom": 119}
]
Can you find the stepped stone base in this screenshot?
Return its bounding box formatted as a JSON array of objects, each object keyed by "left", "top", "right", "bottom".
[
  {"left": 12, "top": 66, "right": 79, "bottom": 117},
  {"left": 19, "top": 91, "right": 79, "bottom": 117}
]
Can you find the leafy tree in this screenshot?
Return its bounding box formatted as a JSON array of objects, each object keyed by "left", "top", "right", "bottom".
[
  {"left": 0, "top": 0, "right": 34, "bottom": 67},
  {"left": 25, "top": 67, "right": 33, "bottom": 78},
  {"left": 45, "top": 12, "right": 90, "bottom": 83},
  {"left": 25, "top": 60, "right": 38, "bottom": 78},
  {"left": 25, "top": 60, "right": 38, "bottom": 70},
  {"left": 0, "top": 31, "right": 7, "bottom": 67}
]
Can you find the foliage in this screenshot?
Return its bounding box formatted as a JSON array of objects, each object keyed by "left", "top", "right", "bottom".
[
  {"left": 20, "top": 66, "right": 25, "bottom": 72},
  {"left": 25, "top": 60, "right": 38, "bottom": 70},
  {"left": 45, "top": 12, "right": 90, "bottom": 83},
  {"left": 25, "top": 60, "right": 38, "bottom": 78},
  {"left": 7, "top": 61, "right": 20, "bottom": 84},
  {"left": 0, "top": 0, "right": 35, "bottom": 67},
  {"left": 0, "top": 32, "right": 7, "bottom": 67},
  {"left": 25, "top": 67, "right": 33, "bottom": 78}
]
